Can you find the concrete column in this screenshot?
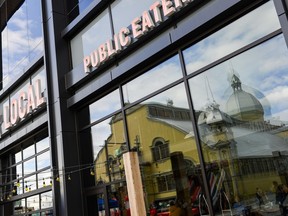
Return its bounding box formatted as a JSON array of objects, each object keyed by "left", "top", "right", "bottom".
[{"left": 123, "top": 151, "right": 146, "bottom": 215}]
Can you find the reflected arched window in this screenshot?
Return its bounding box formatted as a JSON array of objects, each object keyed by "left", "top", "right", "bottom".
[{"left": 151, "top": 138, "right": 169, "bottom": 161}]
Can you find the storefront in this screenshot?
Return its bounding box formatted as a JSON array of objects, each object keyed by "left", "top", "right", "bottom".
[{"left": 1, "top": 0, "right": 288, "bottom": 215}]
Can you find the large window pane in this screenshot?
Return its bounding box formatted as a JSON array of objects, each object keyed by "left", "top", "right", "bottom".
[
  {"left": 189, "top": 34, "right": 288, "bottom": 215},
  {"left": 89, "top": 89, "right": 121, "bottom": 124},
  {"left": 14, "top": 151, "right": 22, "bottom": 164},
  {"left": 37, "top": 151, "right": 51, "bottom": 171},
  {"left": 91, "top": 117, "right": 126, "bottom": 184},
  {"left": 122, "top": 55, "right": 182, "bottom": 104},
  {"left": 16, "top": 163, "right": 23, "bottom": 178},
  {"left": 111, "top": 0, "right": 156, "bottom": 33},
  {"left": 24, "top": 174, "right": 36, "bottom": 193},
  {"left": 70, "top": 8, "right": 111, "bottom": 68},
  {"left": 23, "top": 158, "right": 36, "bottom": 175},
  {"left": 36, "top": 137, "right": 49, "bottom": 153},
  {"left": 183, "top": 1, "right": 280, "bottom": 75},
  {"left": 1, "top": 0, "right": 43, "bottom": 89},
  {"left": 37, "top": 171, "right": 51, "bottom": 189},
  {"left": 27, "top": 194, "right": 40, "bottom": 212},
  {"left": 13, "top": 199, "right": 25, "bottom": 214},
  {"left": 125, "top": 83, "right": 204, "bottom": 215},
  {"left": 23, "top": 145, "right": 35, "bottom": 160},
  {"left": 41, "top": 191, "right": 53, "bottom": 209}
]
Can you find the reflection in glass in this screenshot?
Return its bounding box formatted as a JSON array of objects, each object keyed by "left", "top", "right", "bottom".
[
  {"left": 189, "top": 34, "right": 288, "bottom": 215},
  {"left": 38, "top": 171, "right": 51, "bottom": 189},
  {"left": 36, "top": 137, "right": 50, "bottom": 153},
  {"left": 27, "top": 194, "right": 40, "bottom": 211},
  {"left": 16, "top": 179, "right": 23, "bottom": 195},
  {"left": 183, "top": 1, "right": 280, "bottom": 75},
  {"left": 107, "top": 183, "right": 128, "bottom": 216},
  {"left": 37, "top": 151, "right": 51, "bottom": 171},
  {"left": 111, "top": 0, "right": 156, "bottom": 33},
  {"left": 16, "top": 164, "right": 23, "bottom": 178},
  {"left": 89, "top": 89, "right": 121, "bottom": 124},
  {"left": 91, "top": 117, "right": 126, "bottom": 184},
  {"left": 41, "top": 191, "right": 53, "bottom": 209},
  {"left": 122, "top": 55, "right": 182, "bottom": 104},
  {"left": 1, "top": 0, "right": 43, "bottom": 88},
  {"left": 70, "top": 8, "right": 111, "bottom": 68},
  {"left": 13, "top": 199, "right": 25, "bottom": 214},
  {"left": 23, "top": 145, "right": 35, "bottom": 160},
  {"left": 97, "top": 193, "right": 106, "bottom": 216},
  {"left": 78, "top": 0, "right": 93, "bottom": 14},
  {"left": 15, "top": 151, "right": 22, "bottom": 164},
  {"left": 125, "top": 83, "right": 203, "bottom": 215},
  {"left": 24, "top": 175, "right": 36, "bottom": 193},
  {"left": 24, "top": 158, "right": 36, "bottom": 175}
]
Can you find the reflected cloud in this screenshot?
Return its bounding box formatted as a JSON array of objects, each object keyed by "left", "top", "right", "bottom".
[
  {"left": 184, "top": 1, "right": 280, "bottom": 74},
  {"left": 189, "top": 33, "right": 288, "bottom": 122},
  {"left": 123, "top": 55, "right": 182, "bottom": 104},
  {"left": 1, "top": 2, "right": 43, "bottom": 88}
]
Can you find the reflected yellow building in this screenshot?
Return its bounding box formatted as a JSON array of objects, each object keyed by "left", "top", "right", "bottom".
[{"left": 94, "top": 74, "right": 288, "bottom": 213}]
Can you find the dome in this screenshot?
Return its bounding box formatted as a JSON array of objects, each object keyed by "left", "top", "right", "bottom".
[{"left": 226, "top": 74, "right": 264, "bottom": 121}]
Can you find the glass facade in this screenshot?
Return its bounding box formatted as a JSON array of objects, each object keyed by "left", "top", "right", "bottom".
[
  {"left": 1, "top": 0, "right": 43, "bottom": 89},
  {"left": 70, "top": 8, "right": 112, "bottom": 68},
  {"left": 2, "top": 0, "right": 288, "bottom": 215},
  {"left": 0, "top": 133, "right": 52, "bottom": 215},
  {"left": 76, "top": 0, "right": 288, "bottom": 215}
]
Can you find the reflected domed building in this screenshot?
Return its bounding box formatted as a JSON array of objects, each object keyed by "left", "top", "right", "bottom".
[
  {"left": 197, "top": 73, "right": 288, "bottom": 207},
  {"left": 226, "top": 74, "right": 264, "bottom": 122}
]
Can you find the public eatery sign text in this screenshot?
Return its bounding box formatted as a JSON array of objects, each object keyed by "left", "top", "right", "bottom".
[{"left": 83, "top": 0, "right": 194, "bottom": 73}]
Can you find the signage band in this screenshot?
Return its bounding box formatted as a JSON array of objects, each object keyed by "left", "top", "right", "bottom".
[{"left": 83, "top": 0, "right": 194, "bottom": 73}]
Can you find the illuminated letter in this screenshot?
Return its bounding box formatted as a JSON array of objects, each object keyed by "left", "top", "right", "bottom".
[
  {"left": 119, "top": 27, "right": 132, "bottom": 47},
  {"left": 3, "top": 106, "right": 11, "bottom": 129},
  {"left": 18, "top": 91, "right": 27, "bottom": 119},
  {"left": 27, "top": 84, "right": 36, "bottom": 112},
  {"left": 98, "top": 44, "right": 108, "bottom": 63},
  {"left": 162, "top": 0, "right": 176, "bottom": 17},
  {"left": 83, "top": 56, "right": 91, "bottom": 73},
  {"left": 10, "top": 99, "right": 19, "bottom": 125},
  {"left": 90, "top": 51, "right": 100, "bottom": 68},
  {"left": 142, "top": 11, "right": 155, "bottom": 34},
  {"left": 150, "top": 1, "right": 162, "bottom": 24},
  {"left": 131, "top": 17, "right": 143, "bottom": 39},
  {"left": 35, "top": 79, "right": 46, "bottom": 107}
]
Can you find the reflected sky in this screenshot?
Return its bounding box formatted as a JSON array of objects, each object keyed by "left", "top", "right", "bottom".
[
  {"left": 37, "top": 151, "right": 51, "bottom": 170},
  {"left": 1, "top": 0, "right": 43, "bottom": 88},
  {"left": 183, "top": 1, "right": 280, "bottom": 74},
  {"left": 145, "top": 83, "right": 189, "bottom": 109},
  {"left": 36, "top": 137, "right": 49, "bottom": 153},
  {"left": 189, "top": 34, "right": 288, "bottom": 122},
  {"left": 26, "top": 194, "right": 40, "bottom": 210},
  {"left": 92, "top": 119, "right": 113, "bottom": 159},
  {"left": 89, "top": 89, "right": 121, "bottom": 124},
  {"left": 70, "top": 8, "right": 111, "bottom": 67},
  {"left": 123, "top": 55, "right": 182, "bottom": 104},
  {"left": 111, "top": 0, "right": 156, "bottom": 33}
]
